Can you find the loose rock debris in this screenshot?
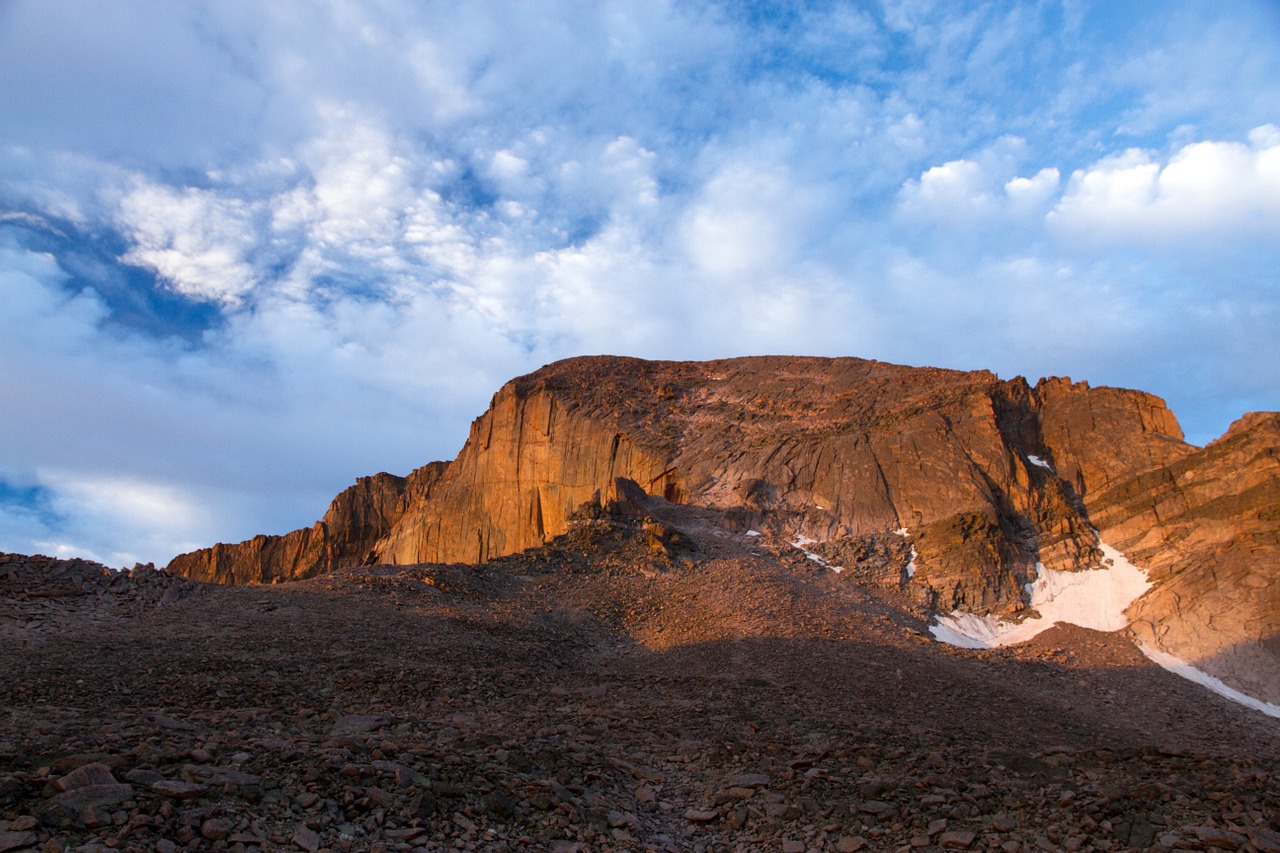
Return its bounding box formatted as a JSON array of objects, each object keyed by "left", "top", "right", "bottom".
[{"left": 1, "top": 537, "right": 1278, "bottom": 853}]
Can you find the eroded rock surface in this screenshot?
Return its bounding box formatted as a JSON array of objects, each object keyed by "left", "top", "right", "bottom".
[
  {"left": 1091, "top": 412, "right": 1280, "bottom": 704},
  {"left": 165, "top": 355, "right": 1277, "bottom": 703}
]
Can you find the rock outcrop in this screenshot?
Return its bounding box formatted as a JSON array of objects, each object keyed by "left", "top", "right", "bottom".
[
  {"left": 1088, "top": 412, "right": 1280, "bottom": 704},
  {"left": 371, "top": 357, "right": 1192, "bottom": 617},
  {"left": 170, "top": 357, "right": 1179, "bottom": 610},
  {"left": 168, "top": 463, "right": 448, "bottom": 584},
  {"left": 166, "top": 355, "right": 1278, "bottom": 705}
]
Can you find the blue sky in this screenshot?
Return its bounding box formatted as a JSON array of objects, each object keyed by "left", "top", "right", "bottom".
[{"left": 1, "top": 1, "right": 1278, "bottom": 567}]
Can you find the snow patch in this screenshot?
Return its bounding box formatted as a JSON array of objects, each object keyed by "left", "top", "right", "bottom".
[
  {"left": 744, "top": 529, "right": 762, "bottom": 537},
  {"left": 930, "top": 539, "right": 1280, "bottom": 719},
  {"left": 1026, "top": 454, "right": 1053, "bottom": 470},
  {"left": 893, "top": 527, "right": 910, "bottom": 537},
  {"left": 790, "top": 537, "right": 843, "bottom": 574},
  {"left": 929, "top": 541, "right": 1151, "bottom": 648},
  {"left": 1136, "top": 643, "right": 1280, "bottom": 720}
]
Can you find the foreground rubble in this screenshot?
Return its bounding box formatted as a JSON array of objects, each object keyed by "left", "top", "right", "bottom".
[{"left": 1, "top": 525, "right": 1278, "bottom": 853}]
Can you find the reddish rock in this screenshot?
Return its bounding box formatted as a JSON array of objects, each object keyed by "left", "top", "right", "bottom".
[
  {"left": 1247, "top": 825, "right": 1280, "bottom": 853},
  {"left": 1096, "top": 412, "right": 1280, "bottom": 704},
  {"left": 50, "top": 783, "right": 134, "bottom": 825},
  {"left": 151, "top": 779, "right": 206, "bottom": 800},
  {"left": 173, "top": 357, "right": 1131, "bottom": 612},
  {"left": 292, "top": 826, "right": 321, "bottom": 852},
  {"left": 161, "top": 355, "right": 1277, "bottom": 701},
  {"left": 52, "top": 762, "right": 118, "bottom": 793},
  {"left": 939, "top": 829, "right": 976, "bottom": 849},
  {"left": 168, "top": 464, "right": 448, "bottom": 584},
  {"left": 0, "top": 831, "right": 36, "bottom": 853}
]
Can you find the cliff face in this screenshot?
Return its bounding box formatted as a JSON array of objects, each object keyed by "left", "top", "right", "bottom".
[
  {"left": 375, "top": 379, "right": 677, "bottom": 565},
  {"left": 170, "top": 357, "right": 1187, "bottom": 608},
  {"left": 165, "top": 355, "right": 1277, "bottom": 705},
  {"left": 1087, "top": 412, "right": 1280, "bottom": 703},
  {"left": 168, "top": 463, "right": 448, "bottom": 584},
  {"left": 1034, "top": 376, "right": 1195, "bottom": 501},
  {"left": 367, "top": 357, "right": 1195, "bottom": 614}
]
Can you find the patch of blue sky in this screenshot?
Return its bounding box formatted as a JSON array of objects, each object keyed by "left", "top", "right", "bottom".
[
  {"left": 437, "top": 165, "right": 501, "bottom": 213},
  {"left": 0, "top": 479, "right": 61, "bottom": 529},
  {"left": 0, "top": 216, "right": 221, "bottom": 343}
]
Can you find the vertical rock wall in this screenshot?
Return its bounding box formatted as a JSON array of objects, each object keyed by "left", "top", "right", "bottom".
[{"left": 374, "top": 385, "right": 678, "bottom": 565}]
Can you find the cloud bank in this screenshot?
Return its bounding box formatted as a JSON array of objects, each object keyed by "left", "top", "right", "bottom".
[{"left": 1, "top": 1, "right": 1278, "bottom": 565}]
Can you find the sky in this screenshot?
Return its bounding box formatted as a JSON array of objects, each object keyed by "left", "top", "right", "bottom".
[{"left": 1, "top": 1, "right": 1278, "bottom": 568}]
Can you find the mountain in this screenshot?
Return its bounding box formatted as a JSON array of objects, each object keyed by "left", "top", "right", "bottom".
[{"left": 166, "top": 355, "right": 1278, "bottom": 703}]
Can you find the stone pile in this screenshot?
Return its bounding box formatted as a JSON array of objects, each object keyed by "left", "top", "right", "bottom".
[{"left": 0, "top": 553, "right": 200, "bottom": 639}]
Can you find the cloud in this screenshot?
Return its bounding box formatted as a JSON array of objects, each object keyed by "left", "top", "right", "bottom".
[
  {"left": 36, "top": 471, "right": 212, "bottom": 565},
  {"left": 116, "top": 181, "right": 259, "bottom": 306},
  {"left": 1049, "top": 127, "right": 1280, "bottom": 241},
  {"left": 896, "top": 147, "right": 1060, "bottom": 228},
  {"left": 1004, "top": 167, "right": 1061, "bottom": 210},
  {"left": 2, "top": 2, "right": 1279, "bottom": 565}
]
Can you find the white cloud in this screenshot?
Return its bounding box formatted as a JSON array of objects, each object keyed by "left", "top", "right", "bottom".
[
  {"left": 38, "top": 471, "right": 211, "bottom": 562},
  {"left": 899, "top": 157, "right": 1059, "bottom": 226},
  {"left": 1049, "top": 127, "right": 1280, "bottom": 241},
  {"left": 898, "top": 158, "right": 993, "bottom": 221},
  {"left": 1004, "top": 167, "right": 1060, "bottom": 209},
  {"left": 681, "top": 163, "right": 817, "bottom": 280},
  {"left": 116, "top": 181, "right": 259, "bottom": 306}
]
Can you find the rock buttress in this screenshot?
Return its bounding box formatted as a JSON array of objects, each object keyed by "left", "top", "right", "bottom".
[
  {"left": 373, "top": 379, "right": 679, "bottom": 565},
  {"left": 1091, "top": 412, "right": 1280, "bottom": 704},
  {"left": 167, "top": 463, "right": 447, "bottom": 584}
]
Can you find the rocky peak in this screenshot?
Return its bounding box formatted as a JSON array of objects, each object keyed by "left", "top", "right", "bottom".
[
  {"left": 1032, "top": 375, "right": 1191, "bottom": 502},
  {"left": 163, "top": 354, "right": 1278, "bottom": 706},
  {"left": 169, "top": 356, "right": 1169, "bottom": 612},
  {"left": 168, "top": 461, "right": 448, "bottom": 584}
]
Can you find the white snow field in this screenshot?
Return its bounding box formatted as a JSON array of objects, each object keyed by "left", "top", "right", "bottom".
[
  {"left": 1136, "top": 642, "right": 1280, "bottom": 719},
  {"left": 929, "top": 540, "right": 1151, "bottom": 648},
  {"left": 929, "top": 539, "right": 1280, "bottom": 717}
]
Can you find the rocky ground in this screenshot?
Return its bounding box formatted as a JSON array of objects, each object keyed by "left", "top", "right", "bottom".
[{"left": 1, "top": 511, "right": 1278, "bottom": 853}]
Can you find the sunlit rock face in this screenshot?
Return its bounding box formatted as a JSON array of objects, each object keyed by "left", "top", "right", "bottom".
[
  {"left": 167, "top": 463, "right": 448, "bottom": 584},
  {"left": 1089, "top": 412, "right": 1280, "bottom": 705},
  {"left": 166, "top": 355, "right": 1277, "bottom": 704},
  {"left": 366, "top": 354, "right": 1155, "bottom": 608}
]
